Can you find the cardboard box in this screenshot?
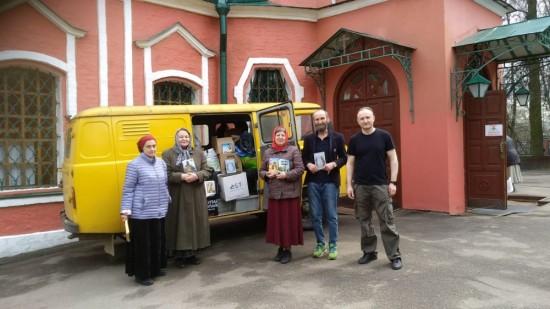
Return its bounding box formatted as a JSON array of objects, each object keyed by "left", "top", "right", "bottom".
[
  {"left": 213, "top": 137, "right": 235, "bottom": 154},
  {"left": 235, "top": 195, "right": 258, "bottom": 212},
  {"left": 219, "top": 153, "right": 243, "bottom": 174},
  {"left": 218, "top": 172, "right": 250, "bottom": 201}
]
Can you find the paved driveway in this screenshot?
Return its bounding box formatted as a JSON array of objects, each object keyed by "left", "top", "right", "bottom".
[{"left": 1, "top": 205, "right": 550, "bottom": 308}]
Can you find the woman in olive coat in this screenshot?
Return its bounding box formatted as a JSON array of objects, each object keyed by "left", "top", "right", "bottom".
[{"left": 162, "top": 128, "right": 213, "bottom": 268}]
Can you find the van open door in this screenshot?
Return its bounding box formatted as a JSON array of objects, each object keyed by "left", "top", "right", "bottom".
[{"left": 256, "top": 102, "right": 298, "bottom": 210}]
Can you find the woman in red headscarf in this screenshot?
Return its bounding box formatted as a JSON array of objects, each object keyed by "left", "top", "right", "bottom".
[
  {"left": 120, "top": 134, "right": 170, "bottom": 286},
  {"left": 259, "top": 126, "right": 305, "bottom": 264}
]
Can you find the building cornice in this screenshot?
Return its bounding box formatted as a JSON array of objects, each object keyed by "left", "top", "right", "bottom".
[
  {"left": 140, "top": 0, "right": 387, "bottom": 22},
  {"left": 135, "top": 22, "right": 215, "bottom": 57}
]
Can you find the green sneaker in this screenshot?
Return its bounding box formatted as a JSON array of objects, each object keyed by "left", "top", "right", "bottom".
[
  {"left": 328, "top": 243, "right": 338, "bottom": 260},
  {"left": 312, "top": 242, "right": 327, "bottom": 258}
]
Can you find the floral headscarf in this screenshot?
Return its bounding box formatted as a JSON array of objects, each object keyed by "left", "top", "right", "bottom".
[{"left": 271, "top": 126, "right": 288, "bottom": 152}]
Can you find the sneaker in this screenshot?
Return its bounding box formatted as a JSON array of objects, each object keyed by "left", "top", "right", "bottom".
[
  {"left": 357, "top": 251, "right": 378, "bottom": 264},
  {"left": 328, "top": 243, "right": 338, "bottom": 260},
  {"left": 312, "top": 242, "right": 327, "bottom": 258}
]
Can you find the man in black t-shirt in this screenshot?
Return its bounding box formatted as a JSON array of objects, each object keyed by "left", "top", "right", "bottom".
[{"left": 346, "top": 106, "right": 402, "bottom": 270}]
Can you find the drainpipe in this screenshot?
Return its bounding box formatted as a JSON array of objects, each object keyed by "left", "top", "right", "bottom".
[{"left": 215, "top": 0, "right": 229, "bottom": 104}]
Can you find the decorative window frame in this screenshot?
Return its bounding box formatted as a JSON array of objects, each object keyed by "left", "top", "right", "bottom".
[
  {"left": 234, "top": 58, "right": 304, "bottom": 104},
  {"left": 135, "top": 23, "right": 215, "bottom": 106}
]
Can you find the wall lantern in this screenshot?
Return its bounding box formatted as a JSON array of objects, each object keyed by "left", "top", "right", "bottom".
[
  {"left": 514, "top": 86, "right": 530, "bottom": 107},
  {"left": 465, "top": 73, "right": 491, "bottom": 98}
]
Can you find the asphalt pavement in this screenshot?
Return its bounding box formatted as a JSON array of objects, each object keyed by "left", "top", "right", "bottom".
[{"left": 1, "top": 169, "right": 549, "bottom": 308}]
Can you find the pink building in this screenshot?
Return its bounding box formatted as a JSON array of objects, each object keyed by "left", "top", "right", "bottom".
[{"left": 0, "top": 0, "right": 520, "bottom": 257}]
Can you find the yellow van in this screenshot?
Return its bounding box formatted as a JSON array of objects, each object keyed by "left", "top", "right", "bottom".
[{"left": 60, "top": 102, "right": 346, "bottom": 254}]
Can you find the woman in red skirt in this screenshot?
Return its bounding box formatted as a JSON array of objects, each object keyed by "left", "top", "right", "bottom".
[{"left": 260, "top": 126, "right": 305, "bottom": 264}]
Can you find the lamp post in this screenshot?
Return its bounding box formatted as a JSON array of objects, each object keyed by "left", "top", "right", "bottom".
[
  {"left": 465, "top": 73, "right": 491, "bottom": 98},
  {"left": 514, "top": 86, "right": 530, "bottom": 107}
]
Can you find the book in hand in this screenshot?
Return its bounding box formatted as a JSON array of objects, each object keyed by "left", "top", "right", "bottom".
[
  {"left": 268, "top": 158, "right": 279, "bottom": 174},
  {"left": 314, "top": 152, "right": 326, "bottom": 169},
  {"left": 182, "top": 158, "right": 197, "bottom": 172},
  {"left": 124, "top": 220, "right": 131, "bottom": 242},
  {"left": 278, "top": 159, "right": 290, "bottom": 173}
]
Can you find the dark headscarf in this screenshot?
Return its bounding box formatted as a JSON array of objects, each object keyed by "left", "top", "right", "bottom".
[{"left": 137, "top": 134, "right": 155, "bottom": 152}]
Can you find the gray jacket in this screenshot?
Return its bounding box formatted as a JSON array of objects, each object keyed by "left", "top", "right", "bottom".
[{"left": 260, "top": 145, "right": 304, "bottom": 199}]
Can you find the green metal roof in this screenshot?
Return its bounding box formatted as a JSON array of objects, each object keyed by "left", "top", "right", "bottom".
[{"left": 454, "top": 16, "right": 550, "bottom": 61}]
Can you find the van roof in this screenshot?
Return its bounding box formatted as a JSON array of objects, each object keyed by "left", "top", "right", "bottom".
[{"left": 72, "top": 102, "right": 321, "bottom": 119}]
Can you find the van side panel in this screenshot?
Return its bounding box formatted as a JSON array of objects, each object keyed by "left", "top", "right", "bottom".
[{"left": 73, "top": 119, "right": 121, "bottom": 233}]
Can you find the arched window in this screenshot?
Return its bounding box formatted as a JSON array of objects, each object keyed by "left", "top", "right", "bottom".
[
  {"left": 154, "top": 81, "right": 196, "bottom": 105},
  {"left": 248, "top": 69, "right": 289, "bottom": 103},
  {"left": 0, "top": 66, "right": 58, "bottom": 190}
]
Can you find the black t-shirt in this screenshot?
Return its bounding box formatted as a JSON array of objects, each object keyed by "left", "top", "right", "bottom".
[{"left": 347, "top": 129, "right": 395, "bottom": 186}]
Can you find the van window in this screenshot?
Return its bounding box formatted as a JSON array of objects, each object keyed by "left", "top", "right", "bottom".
[
  {"left": 259, "top": 109, "right": 293, "bottom": 144},
  {"left": 295, "top": 114, "right": 313, "bottom": 141}
]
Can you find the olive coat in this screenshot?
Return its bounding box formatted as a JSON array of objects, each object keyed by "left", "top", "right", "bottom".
[{"left": 162, "top": 147, "right": 213, "bottom": 251}]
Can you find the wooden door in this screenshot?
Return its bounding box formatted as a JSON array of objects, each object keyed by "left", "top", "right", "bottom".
[
  {"left": 335, "top": 62, "right": 401, "bottom": 208},
  {"left": 464, "top": 90, "right": 507, "bottom": 209}
]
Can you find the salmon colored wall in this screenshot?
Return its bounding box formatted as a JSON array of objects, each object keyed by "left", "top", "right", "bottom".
[
  {"left": 226, "top": 18, "right": 318, "bottom": 103},
  {"left": 318, "top": 0, "right": 502, "bottom": 214},
  {"left": 0, "top": 4, "right": 66, "bottom": 61},
  {"left": 131, "top": 1, "right": 219, "bottom": 104},
  {"left": 152, "top": 34, "right": 203, "bottom": 78},
  {"left": 0, "top": 203, "right": 63, "bottom": 236}
]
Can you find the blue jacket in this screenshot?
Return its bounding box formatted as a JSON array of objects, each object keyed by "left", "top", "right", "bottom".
[{"left": 121, "top": 153, "right": 170, "bottom": 219}]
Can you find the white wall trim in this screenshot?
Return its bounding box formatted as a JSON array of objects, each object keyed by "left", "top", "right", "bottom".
[
  {"left": 27, "top": 0, "right": 86, "bottom": 37},
  {"left": 97, "top": 0, "right": 108, "bottom": 107},
  {"left": 143, "top": 47, "right": 153, "bottom": 106},
  {"left": 135, "top": 23, "right": 215, "bottom": 57},
  {"left": 234, "top": 58, "right": 304, "bottom": 104},
  {"left": 0, "top": 230, "right": 77, "bottom": 259},
  {"left": 124, "top": 0, "right": 134, "bottom": 106},
  {"left": 474, "top": 0, "right": 513, "bottom": 16},
  {"left": 66, "top": 34, "right": 78, "bottom": 116},
  {"left": 201, "top": 56, "right": 209, "bottom": 105}
]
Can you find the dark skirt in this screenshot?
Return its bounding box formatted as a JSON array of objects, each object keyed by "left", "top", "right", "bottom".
[
  {"left": 125, "top": 218, "right": 166, "bottom": 279},
  {"left": 265, "top": 197, "right": 304, "bottom": 247}
]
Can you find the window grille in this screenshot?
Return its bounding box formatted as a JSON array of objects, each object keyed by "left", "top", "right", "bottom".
[
  {"left": 154, "top": 81, "right": 195, "bottom": 105},
  {"left": 249, "top": 69, "right": 289, "bottom": 103},
  {"left": 0, "top": 67, "right": 58, "bottom": 190}
]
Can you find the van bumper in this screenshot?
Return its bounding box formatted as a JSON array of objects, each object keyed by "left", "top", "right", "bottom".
[{"left": 60, "top": 211, "right": 79, "bottom": 234}]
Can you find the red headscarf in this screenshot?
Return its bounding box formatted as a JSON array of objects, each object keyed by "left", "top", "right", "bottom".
[
  {"left": 271, "top": 126, "right": 288, "bottom": 152},
  {"left": 137, "top": 134, "right": 156, "bottom": 152}
]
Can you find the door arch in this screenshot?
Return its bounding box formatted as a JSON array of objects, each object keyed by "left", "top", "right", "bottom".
[{"left": 335, "top": 61, "right": 402, "bottom": 208}]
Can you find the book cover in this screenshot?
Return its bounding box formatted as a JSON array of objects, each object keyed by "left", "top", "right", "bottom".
[
  {"left": 278, "top": 159, "right": 290, "bottom": 173},
  {"left": 268, "top": 158, "right": 279, "bottom": 174},
  {"left": 314, "top": 152, "right": 326, "bottom": 169},
  {"left": 225, "top": 158, "right": 237, "bottom": 174},
  {"left": 204, "top": 180, "right": 216, "bottom": 197},
  {"left": 182, "top": 158, "right": 197, "bottom": 172}
]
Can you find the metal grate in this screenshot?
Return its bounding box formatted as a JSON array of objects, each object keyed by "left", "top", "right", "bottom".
[
  {"left": 154, "top": 81, "right": 195, "bottom": 105},
  {"left": 0, "top": 66, "right": 58, "bottom": 190},
  {"left": 248, "top": 69, "right": 289, "bottom": 103}
]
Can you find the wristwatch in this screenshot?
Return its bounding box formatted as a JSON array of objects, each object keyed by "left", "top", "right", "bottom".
[{"left": 390, "top": 181, "right": 397, "bottom": 185}]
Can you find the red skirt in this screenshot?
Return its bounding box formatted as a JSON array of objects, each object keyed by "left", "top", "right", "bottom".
[{"left": 265, "top": 197, "right": 303, "bottom": 247}]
